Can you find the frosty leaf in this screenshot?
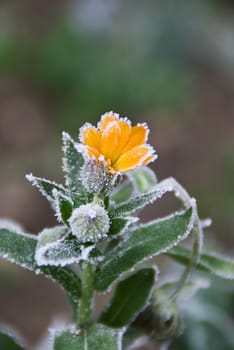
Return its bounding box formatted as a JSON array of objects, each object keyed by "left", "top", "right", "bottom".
[
  {"left": 109, "top": 217, "right": 138, "bottom": 236},
  {"left": 0, "top": 227, "right": 37, "bottom": 270},
  {"left": 109, "top": 185, "right": 169, "bottom": 218},
  {"left": 0, "top": 330, "right": 25, "bottom": 350},
  {"left": 53, "top": 189, "right": 73, "bottom": 225},
  {"left": 167, "top": 246, "right": 234, "bottom": 280},
  {"left": 26, "top": 174, "right": 68, "bottom": 208},
  {"left": 95, "top": 208, "right": 193, "bottom": 291},
  {"left": 128, "top": 166, "right": 157, "bottom": 194},
  {"left": 110, "top": 179, "right": 134, "bottom": 204},
  {"left": 0, "top": 227, "right": 81, "bottom": 300},
  {"left": 99, "top": 268, "right": 156, "bottom": 328},
  {"left": 62, "top": 132, "right": 88, "bottom": 205},
  {"left": 35, "top": 226, "right": 83, "bottom": 267},
  {"left": 41, "top": 266, "right": 81, "bottom": 302},
  {"left": 53, "top": 324, "right": 123, "bottom": 350}
]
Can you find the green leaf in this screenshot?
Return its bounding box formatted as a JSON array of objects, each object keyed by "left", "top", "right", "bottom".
[
  {"left": 111, "top": 179, "right": 134, "bottom": 204},
  {"left": 26, "top": 174, "right": 67, "bottom": 207},
  {"left": 53, "top": 189, "right": 73, "bottom": 224},
  {"left": 0, "top": 227, "right": 37, "bottom": 270},
  {"left": 109, "top": 186, "right": 169, "bottom": 219},
  {"left": 109, "top": 217, "right": 138, "bottom": 236},
  {"left": 35, "top": 226, "right": 83, "bottom": 267},
  {"left": 167, "top": 246, "right": 234, "bottom": 280},
  {"left": 128, "top": 166, "right": 157, "bottom": 193},
  {"left": 0, "top": 330, "right": 25, "bottom": 350},
  {"left": 62, "top": 132, "right": 88, "bottom": 205},
  {"left": 41, "top": 266, "right": 81, "bottom": 302},
  {"left": 95, "top": 208, "right": 193, "bottom": 291},
  {"left": 99, "top": 268, "right": 156, "bottom": 328},
  {"left": 0, "top": 227, "right": 81, "bottom": 301},
  {"left": 53, "top": 324, "right": 123, "bottom": 350}
]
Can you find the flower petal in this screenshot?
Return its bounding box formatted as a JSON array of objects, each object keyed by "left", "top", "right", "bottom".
[
  {"left": 111, "top": 119, "right": 131, "bottom": 162},
  {"left": 80, "top": 125, "right": 101, "bottom": 149},
  {"left": 100, "top": 121, "right": 122, "bottom": 161},
  {"left": 99, "top": 112, "right": 119, "bottom": 132},
  {"left": 123, "top": 124, "right": 148, "bottom": 153},
  {"left": 84, "top": 146, "right": 100, "bottom": 160},
  {"left": 113, "top": 145, "right": 155, "bottom": 172}
]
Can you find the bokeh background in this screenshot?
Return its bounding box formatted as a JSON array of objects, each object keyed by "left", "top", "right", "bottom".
[{"left": 0, "top": 1, "right": 233, "bottom": 349}]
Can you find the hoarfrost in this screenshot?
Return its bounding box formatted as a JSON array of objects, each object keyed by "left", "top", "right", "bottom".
[
  {"left": 0, "top": 218, "right": 24, "bottom": 233},
  {"left": 26, "top": 173, "right": 67, "bottom": 209},
  {"left": 52, "top": 188, "right": 73, "bottom": 223}
]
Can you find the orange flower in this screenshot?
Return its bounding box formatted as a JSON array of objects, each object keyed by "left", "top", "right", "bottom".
[{"left": 79, "top": 112, "right": 157, "bottom": 173}]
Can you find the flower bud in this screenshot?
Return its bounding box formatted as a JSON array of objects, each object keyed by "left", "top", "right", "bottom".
[
  {"left": 80, "top": 158, "right": 118, "bottom": 195},
  {"left": 69, "top": 203, "right": 110, "bottom": 243},
  {"left": 133, "top": 290, "right": 181, "bottom": 342}
]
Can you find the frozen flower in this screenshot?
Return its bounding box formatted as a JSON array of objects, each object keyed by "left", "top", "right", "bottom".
[{"left": 79, "top": 112, "right": 157, "bottom": 173}]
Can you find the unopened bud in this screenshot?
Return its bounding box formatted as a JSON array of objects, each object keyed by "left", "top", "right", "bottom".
[
  {"left": 80, "top": 158, "right": 118, "bottom": 195},
  {"left": 133, "top": 290, "right": 181, "bottom": 341},
  {"left": 69, "top": 203, "right": 110, "bottom": 243}
]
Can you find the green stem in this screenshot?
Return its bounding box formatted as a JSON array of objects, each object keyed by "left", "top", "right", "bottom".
[
  {"left": 77, "top": 261, "right": 96, "bottom": 328},
  {"left": 170, "top": 218, "right": 203, "bottom": 301}
]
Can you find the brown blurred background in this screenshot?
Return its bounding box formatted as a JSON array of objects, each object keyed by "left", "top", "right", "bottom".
[{"left": 0, "top": 0, "right": 234, "bottom": 348}]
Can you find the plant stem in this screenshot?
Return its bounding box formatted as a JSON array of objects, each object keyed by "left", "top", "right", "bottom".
[
  {"left": 170, "top": 217, "right": 203, "bottom": 301},
  {"left": 77, "top": 261, "right": 95, "bottom": 328}
]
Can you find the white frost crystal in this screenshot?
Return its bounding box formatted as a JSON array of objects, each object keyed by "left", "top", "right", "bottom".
[{"left": 69, "top": 203, "right": 110, "bottom": 243}]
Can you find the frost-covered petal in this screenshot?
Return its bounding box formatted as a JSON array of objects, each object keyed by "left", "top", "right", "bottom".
[
  {"left": 98, "top": 111, "right": 120, "bottom": 131},
  {"left": 113, "top": 145, "right": 155, "bottom": 172},
  {"left": 80, "top": 124, "right": 101, "bottom": 149},
  {"left": 100, "top": 120, "right": 122, "bottom": 161},
  {"left": 84, "top": 145, "right": 101, "bottom": 160},
  {"left": 111, "top": 119, "right": 131, "bottom": 162},
  {"left": 122, "top": 124, "right": 148, "bottom": 153},
  {"left": 79, "top": 112, "right": 157, "bottom": 174}
]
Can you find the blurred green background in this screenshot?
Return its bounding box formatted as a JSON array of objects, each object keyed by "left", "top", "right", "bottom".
[{"left": 0, "top": 1, "right": 233, "bottom": 348}]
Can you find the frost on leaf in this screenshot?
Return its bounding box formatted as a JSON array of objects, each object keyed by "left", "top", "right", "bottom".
[
  {"left": 26, "top": 174, "right": 68, "bottom": 209},
  {"left": 109, "top": 185, "right": 170, "bottom": 218},
  {"left": 95, "top": 208, "right": 194, "bottom": 291},
  {"left": 62, "top": 132, "right": 89, "bottom": 205},
  {"left": 0, "top": 227, "right": 37, "bottom": 270},
  {"left": 35, "top": 226, "right": 83, "bottom": 267},
  {"left": 109, "top": 216, "right": 139, "bottom": 236},
  {"left": 0, "top": 329, "right": 25, "bottom": 350},
  {"left": 53, "top": 189, "right": 73, "bottom": 225},
  {"left": 53, "top": 324, "right": 123, "bottom": 350}
]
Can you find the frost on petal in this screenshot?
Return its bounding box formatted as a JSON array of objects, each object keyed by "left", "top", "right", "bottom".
[
  {"left": 111, "top": 120, "right": 131, "bottom": 162},
  {"left": 113, "top": 145, "right": 155, "bottom": 172},
  {"left": 100, "top": 120, "right": 122, "bottom": 161},
  {"left": 98, "top": 111, "right": 120, "bottom": 131},
  {"left": 80, "top": 124, "right": 101, "bottom": 149},
  {"left": 122, "top": 124, "right": 149, "bottom": 153}
]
